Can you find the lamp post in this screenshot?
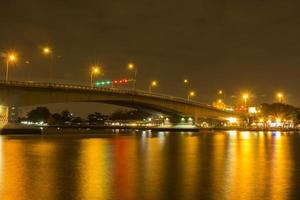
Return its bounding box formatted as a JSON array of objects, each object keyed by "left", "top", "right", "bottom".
[
  {"left": 90, "top": 66, "right": 100, "bottom": 87},
  {"left": 242, "top": 93, "right": 249, "bottom": 107},
  {"left": 42, "top": 47, "right": 53, "bottom": 82},
  {"left": 149, "top": 80, "right": 157, "bottom": 93},
  {"left": 188, "top": 91, "right": 195, "bottom": 101},
  {"left": 128, "top": 63, "right": 137, "bottom": 89},
  {"left": 277, "top": 93, "right": 283, "bottom": 103},
  {"left": 6, "top": 53, "right": 17, "bottom": 81}
]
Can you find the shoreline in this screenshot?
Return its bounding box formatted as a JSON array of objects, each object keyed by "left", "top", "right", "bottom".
[{"left": 0, "top": 124, "right": 299, "bottom": 135}]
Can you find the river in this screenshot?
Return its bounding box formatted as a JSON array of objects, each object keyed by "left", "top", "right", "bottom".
[{"left": 0, "top": 130, "right": 300, "bottom": 200}]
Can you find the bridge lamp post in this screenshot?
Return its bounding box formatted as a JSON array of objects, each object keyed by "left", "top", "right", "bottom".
[
  {"left": 149, "top": 80, "right": 157, "bottom": 93},
  {"left": 128, "top": 63, "right": 137, "bottom": 89},
  {"left": 90, "top": 66, "right": 100, "bottom": 87},
  {"left": 42, "top": 47, "right": 54, "bottom": 81},
  {"left": 5, "top": 53, "right": 17, "bottom": 81},
  {"left": 188, "top": 91, "right": 195, "bottom": 101}
]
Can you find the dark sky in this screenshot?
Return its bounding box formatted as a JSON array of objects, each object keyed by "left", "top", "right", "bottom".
[{"left": 1, "top": 0, "right": 300, "bottom": 115}]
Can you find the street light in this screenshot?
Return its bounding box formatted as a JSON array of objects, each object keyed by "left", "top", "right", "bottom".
[
  {"left": 42, "top": 46, "right": 53, "bottom": 81},
  {"left": 277, "top": 93, "right": 283, "bottom": 103},
  {"left": 242, "top": 93, "right": 249, "bottom": 106},
  {"left": 43, "top": 47, "right": 52, "bottom": 55},
  {"left": 128, "top": 63, "right": 137, "bottom": 89},
  {"left": 188, "top": 91, "right": 195, "bottom": 101},
  {"left": 5, "top": 53, "right": 17, "bottom": 81},
  {"left": 90, "top": 66, "right": 101, "bottom": 87},
  {"left": 149, "top": 80, "right": 157, "bottom": 93}
]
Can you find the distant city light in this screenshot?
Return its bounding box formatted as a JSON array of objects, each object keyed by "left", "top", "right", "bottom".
[{"left": 227, "top": 117, "right": 237, "bottom": 123}]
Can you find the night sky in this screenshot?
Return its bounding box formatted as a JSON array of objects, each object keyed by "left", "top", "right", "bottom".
[{"left": 1, "top": 0, "right": 300, "bottom": 115}]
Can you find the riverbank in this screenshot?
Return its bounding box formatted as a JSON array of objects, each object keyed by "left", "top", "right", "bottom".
[{"left": 1, "top": 124, "right": 299, "bottom": 135}]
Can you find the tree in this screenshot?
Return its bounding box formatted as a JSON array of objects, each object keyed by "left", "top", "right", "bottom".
[
  {"left": 50, "top": 113, "right": 63, "bottom": 125},
  {"left": 71, "top": 117, "right": 83, "bottom": 124},
  {"left": 27, "top": 107, "right": 51, "bottom": 122},
  {"left": 87, "top": 112, "right": 106, "bottom": 124},
  {"left": 61, "top": 110, "right": 72, "bottom": 122},
  {"left": 260, "top": 103, "right": 300, "bottom": 124}
]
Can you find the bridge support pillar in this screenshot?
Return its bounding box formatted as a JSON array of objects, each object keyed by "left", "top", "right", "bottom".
[{"left": 0, "top": 105, "right": 8, "bottom": 130}]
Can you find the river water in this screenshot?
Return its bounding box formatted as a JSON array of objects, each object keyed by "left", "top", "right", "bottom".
[{"left": 0, "top": 130, "right": 300, "bottom": 200}]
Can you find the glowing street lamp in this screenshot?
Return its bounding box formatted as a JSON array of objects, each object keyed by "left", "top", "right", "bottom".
[
  {"left": 149, "top": 80, "right": 157, "bottom": 93},
  {"left": 43, "top": 47, "right": 52, "bottom": 55},
  {"left": 188, "top": 91, "right": 195, "bottom": 101},
  {"left": 242, "top": 93, "right": 249, "bottom": 106},
  {"left": 183, "top": 79, "right": 189, "bottom": 84},
  {"left": 128, "top": 63, "right": 137, "bottom": 89},
  {"left": 217, "top": 89, "right": 224, "bottom": 102},
  {"left": 277, "top": 93, "right": 283, "bottom": 103},
  {"left": 5, "top": 53, "right": 17, "bottom": 81},
  {"left": 90, "top": 66, "right": 101, "bottom": 87},
  {"left": 42, "top": 47, "right": 54, "bottom": 81}
]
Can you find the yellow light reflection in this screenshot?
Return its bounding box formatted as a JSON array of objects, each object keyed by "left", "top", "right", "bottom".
[
  {"left": 79, "top": 139, "right": 112, "bottom": 200},
  {"left": 181, "top": 136, "right": 199, "bottom": 199},
  {"left": 0, "top": 137, "right": 3, "bottom": 187},
  {"left": 143, "top": 137, "right": 164, "bottom": 199},
  {"left": 224, "top": 131, "right": 292, "bottom": 200}
]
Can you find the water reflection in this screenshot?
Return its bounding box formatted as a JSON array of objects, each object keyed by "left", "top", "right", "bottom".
[{"left": 0, "top": 131, "right": 298, "bottom": 200}]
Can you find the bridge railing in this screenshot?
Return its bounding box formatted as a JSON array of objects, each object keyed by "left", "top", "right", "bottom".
[{"left": 0, "top": 80, "right": 228, "bottom": 112}]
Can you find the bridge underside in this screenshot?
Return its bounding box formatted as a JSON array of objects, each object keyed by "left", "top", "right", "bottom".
[{"left": 0, "top": 82, "right": 241, "bottom": 122}]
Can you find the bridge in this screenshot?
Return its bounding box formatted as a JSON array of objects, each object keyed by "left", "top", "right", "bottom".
[{"left": 0, "top": 80, "right": 241, "bottom": 124}]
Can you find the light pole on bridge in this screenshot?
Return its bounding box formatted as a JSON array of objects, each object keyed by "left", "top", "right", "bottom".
[
  {"left": 5, "top": 53, "right": 17, "bottom": 81},
  {"left": 42, "top": 47, "right": 54, "bottom": 82},
  {"left": 149, "top": 80, "right": 157, "bottom": 93},
  {"left": 187, "top": 91, "right": 195, "bottom": 101},
  {"left": 128, "top": 63, "right": 137, "bottom": 90},
  {"left": 90, "top": 66, "right": 101, "bottom": 87}
]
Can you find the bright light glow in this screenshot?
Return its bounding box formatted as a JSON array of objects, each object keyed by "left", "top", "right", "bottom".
[
  {"left": 248, "top": 107, "right": 257, "bottom": 114},
  {"left": 227, "top": 117, "right": 237, "bottom": 123},
  {"left": 189, "top": 91, "right": 195, "bottom": 97},
  {"left": 277, "top": 92, "right": 283, "bottom": 102},
  {"left": 241, "top": 131, "right": 250, "bottom": 139},
  {"left": 243, "top": 94, "right": 249, "bottom": 100},
  {"left": 151, "top": 80, "right": 157, "bottom": 87},
  {"left": 276, "top": 118, "right": 281, "bottom": 123},
  {"left": 183, "top": 79, "right": 188, "bottom": 84},
  {"left": 43, "top": 47, "right": 51, "bottom": 55},
  {"left": 259, "top": 118, "right": 264, "bottom": 123},
  {"left": 7, "top": 53, "right": 17, "bottom": 62},
  {"left": 128, "top": 63, "right": 134, "bottom": 70},
  {"left": 218, "top": 90, "right": 223, "bottom": 94},
  {"left": 91, "top": 66, "right": 101, "bottom": 74}
]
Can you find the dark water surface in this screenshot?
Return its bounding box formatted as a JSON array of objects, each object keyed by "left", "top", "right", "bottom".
[{"left": 1, "top": 130, "right": 300, "bottom": 200}]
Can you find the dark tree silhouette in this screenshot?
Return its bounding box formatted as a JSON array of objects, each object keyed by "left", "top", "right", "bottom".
[{"left": 27, "top": 107, "right": 51, "bottom": 122}]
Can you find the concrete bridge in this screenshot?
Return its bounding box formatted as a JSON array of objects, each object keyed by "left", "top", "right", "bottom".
[{"left": 0, "top": 80, "right": 241, "bottom": 124}]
